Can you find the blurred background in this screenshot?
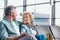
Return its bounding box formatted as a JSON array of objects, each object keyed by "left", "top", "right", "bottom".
[
  {"left": 0, "top": 0, "right": 60, "bottom": 40},
  {"left": 0, "top": 0, "right": 60, "bottom": 26}
]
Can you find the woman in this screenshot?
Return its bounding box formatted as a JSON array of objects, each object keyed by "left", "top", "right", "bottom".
[{"left": 20, "top": 12, "right": 46, "bottom": 40}]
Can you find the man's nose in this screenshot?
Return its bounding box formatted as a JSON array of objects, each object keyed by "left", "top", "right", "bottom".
[{"left": 16, "top": 14, "right": 18, "bottom": 16}]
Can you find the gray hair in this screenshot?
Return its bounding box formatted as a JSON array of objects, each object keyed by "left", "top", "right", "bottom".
[{"left": 4, "top": 5, "right": 16, "bottom": 16}]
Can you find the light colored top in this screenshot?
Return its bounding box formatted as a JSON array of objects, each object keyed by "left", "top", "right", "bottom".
[
  {"left": 0, "top": 17, "right": 22, "bottom": 40},
  {"left": 20, "top": 24, "right": 37, "bottom": 36},
  {"left": 30, "top": 28, "right": 36, "bottom": 36},
  {"left": 11, "top": 21, "right": 20, "bottom": 36}
]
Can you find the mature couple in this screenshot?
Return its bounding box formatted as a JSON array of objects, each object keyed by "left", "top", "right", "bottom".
[{"left": 0, "top": 5, "right": 46, "bottom": 40}]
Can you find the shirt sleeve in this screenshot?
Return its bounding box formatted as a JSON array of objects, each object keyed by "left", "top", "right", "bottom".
[
  {"left": 30, "top": 28, "right": 37, "bottom": 36},
  {"left": 0, "top": 22, "right": 8, "bottom": 40},
  {"left": 20, "top": 25, "right": 26, "bottom": 34}
]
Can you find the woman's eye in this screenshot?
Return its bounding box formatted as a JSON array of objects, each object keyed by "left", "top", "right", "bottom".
[
  {"left": 26, "top": 16, "right": 28, "bottom": 18},
  {"left": 24, "top": 16, "right": 28, "bottom": 18}
]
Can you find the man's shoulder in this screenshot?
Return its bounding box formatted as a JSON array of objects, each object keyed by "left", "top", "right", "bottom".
[
  {"left": 0, "top": 21, "right": 2, "bottom": 24},
  {"left": 0, "top": 20, "right": 5, "bottom": 28},
  {"left": 0, "top": 20, "right": 4, "bottom": 25},
  {"left": 16, "top": 20, "right": 22, "bottom": 25}
]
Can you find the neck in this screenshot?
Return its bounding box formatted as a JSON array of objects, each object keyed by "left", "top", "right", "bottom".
[{"left": 6, "top": 16, "right": 13, "bottom": 21}]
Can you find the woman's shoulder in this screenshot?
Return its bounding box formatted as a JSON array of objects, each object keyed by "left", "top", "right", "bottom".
[
  {"left": 21, "top": 23, "right": 27, "bottom": 27},
  {"left": 21, "top": 23, "right": 30, "bottom": 29}
]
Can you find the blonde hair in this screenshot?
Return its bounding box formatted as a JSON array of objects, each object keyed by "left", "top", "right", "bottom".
[{"left": 22, "top": 11, "right": 33, "bottom": 22}]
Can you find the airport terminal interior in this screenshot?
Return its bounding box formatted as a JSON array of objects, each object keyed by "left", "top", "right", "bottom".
[{"left": 0, "top": 0, "right": 60, "bottom": 40}]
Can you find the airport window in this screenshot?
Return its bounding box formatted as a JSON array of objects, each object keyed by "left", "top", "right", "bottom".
[
  {"left": 55, "top": 3, "right": 60, "bottom": 18},
  {"left": 0, "top": 0, "right": 60, "bottom": 26},
  {"left": 55, "top": 2, "right": 60, "bottom": 26},
  {"left": 0, "top": 0, "right": 4, "bottom": 8},
  {"left": 35, "top": 4, "right": 51, "bottom": 25},
  {"left": 27, "top": 0, "right": 35, "bottom": 5},
  {"left": 26, "top": 4, "right": 51, "bottom": 15},
  {"left": 0, "top": 9, "right": 4, "bottom": 21},
  {"left": 27, "top": 0, "right": 50, "bottom": 5},
  {"left": 8, "top": 0, "right": 23, "bottom": 6},
  {"left": 32, "top": 12, "right": 50, "bottom": 25},
  {"left": 26, "top": 0, "right": 51, "bottom": 25},
  {"left": 35, "top": 4, "right": 51, "bottom": 15},
  {"left": 55, "top": 0, "right": 60, "bottom": 1},
  {"left": 16, "top": 7, "right": 23, "bottom": 21},
  {"left": 26, "top": 6, "right": 35, "bottom": 12},
  {"left": 35, "top": 0, "right": 49, "bottom": 4},
  {"left": 16, "top": 7, "right": 23, "bottom": 15}
]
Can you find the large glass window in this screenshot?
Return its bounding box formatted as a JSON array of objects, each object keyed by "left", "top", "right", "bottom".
[
  {"left": 33, "top": 15, "right": 50, "bottom": 25},
  {"left": 27, "top": 0, "right": 50, "bottom": 5},
  {"left": 0, "top": 0, "right": 4, "bottom": 8},
  {"left": 26, "top": 4, "right": 51, "bottom": 15},
  {"left": 0, "top": 9, "right": 4, "bottom": 21},
  {"left": 35, "top": 0, "right": 50, "bottom": 4},
  {"left": 26, "top": 6, "right": 35, "bottom": 12},
  {"left": 0, "top": 0, "right": 52, "bottom": 25},
  {"left": 26, "top": 4, "right": 51, "bottom": 25},
  {"left": 0, "top": 0, "right": 4, "bottom": 21},
  {"left": 36, "top": 4, "right": 51, "bottom": 25},
  {"left": 8, "top": 0, "right": 23, "bottom": 6},
  {"left": 55, "top": 0, "right": 60, "bottom": 1},
  {"left": 16, "top": 7, "right": 23, "bottom": 22},
  {"left": 55, "top": 2, "right": 60, "bottom": 26},
  {"left": 35, "top": 4, "right": 51, "bottom": 15},
  {"left": 27, "top": 0, "right": 35, "bottom": 5},
  {"left": 16, "top": 7, "right": 23, "bottom": 18}
]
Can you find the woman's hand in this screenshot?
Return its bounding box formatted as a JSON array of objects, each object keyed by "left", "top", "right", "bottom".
[{"left": 32, "top": 24, "right": 38, "bottom": 28}]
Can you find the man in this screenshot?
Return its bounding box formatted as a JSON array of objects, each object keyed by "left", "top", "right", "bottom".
[{"left": 0, "top": 5, "right": 37, "bottom": 40}]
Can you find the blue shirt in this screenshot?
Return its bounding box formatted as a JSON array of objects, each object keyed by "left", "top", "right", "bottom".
[
  {"left": 0, "top": 17, "right": 21, "bottom": 40},
  {"left": 20, "top": 24, "right": 46, "bottom": 40},
  {"left": 20, "top": 24, "right": 32, "bottom": 34}
]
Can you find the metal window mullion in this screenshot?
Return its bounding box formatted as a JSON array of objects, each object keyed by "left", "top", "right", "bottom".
[{"left": 23, "top": 0, "right": 26, "bottom": 12}]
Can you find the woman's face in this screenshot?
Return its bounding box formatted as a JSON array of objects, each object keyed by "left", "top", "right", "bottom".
[{"left": 23, "top": 15, "right": 31, "bottom": 24}]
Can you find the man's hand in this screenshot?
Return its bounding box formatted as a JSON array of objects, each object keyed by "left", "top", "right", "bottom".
[{"left": 20, "top": 32, "right": 28, "bottom": 38}]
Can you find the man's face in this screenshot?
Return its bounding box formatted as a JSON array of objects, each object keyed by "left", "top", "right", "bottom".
[{"left": 10, "top": 8, "right": 17, "bottom": 20}]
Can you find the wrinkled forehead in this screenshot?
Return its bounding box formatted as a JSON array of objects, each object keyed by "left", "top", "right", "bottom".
[{"left": 11, "top": 8, "right": 16, "bottom": 12}]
